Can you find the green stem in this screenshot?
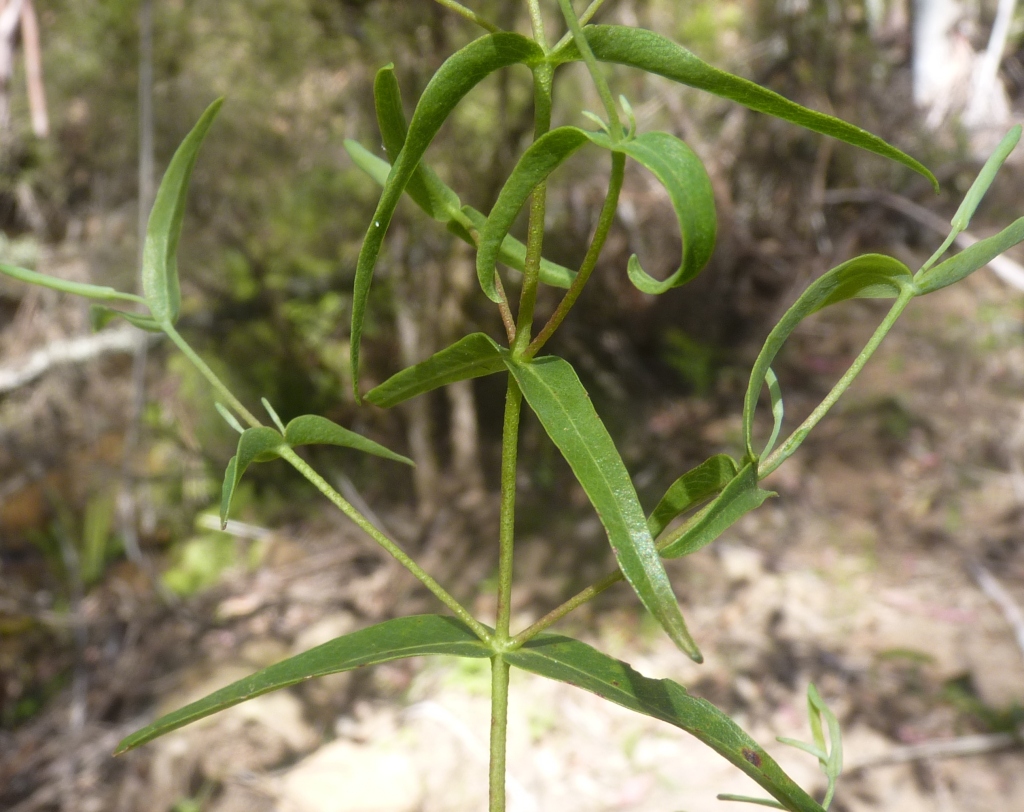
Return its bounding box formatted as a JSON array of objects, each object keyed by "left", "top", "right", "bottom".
[
  {"left": 496, "top": 378, "right": 523, "bottom": 641},
  {"left": 758, "top": 286, "right": 915, "bottom": 479},
  {"left": 553, "top": 0, "right": 609, "bottom": 51},
  {"left": 527, "top": 0, "right": 548, "bottom": 51},
  {"left": 511, "top": 567, "right": 623, "bottom": 647},
  {"left": 163, "top": 322, "right": 261, "bottom": 428},
  {"left": 432, "top": 0, "right": 500, "bottom": 32},
  {"left": 557, "top": 0, "right": 621, "bottom": 140},
  {"left": 488, "top": 655, "right": 511, "bottom": 812},
  {"left": 526, "top": 151, "right": 625, "bottom": 358},
  {"left": 512, "top": 63, "right": 555, "bottom": 356},
  {"left": 278, "top": 446, "right": 492, "bottom": 642}
]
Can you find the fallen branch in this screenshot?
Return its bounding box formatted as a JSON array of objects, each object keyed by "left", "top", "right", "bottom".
[
  {"left": 970, "top": 560, "right": 1024, "bottom": 662},
  {"left": 0, "top": 327, "right": 156, "bottom": 394},
  {"left": 824, "top": 188, "right": 1024, "bottom": 292},
  {"left": 847, "top": 731, "right": 1020, "bottom": 771}
]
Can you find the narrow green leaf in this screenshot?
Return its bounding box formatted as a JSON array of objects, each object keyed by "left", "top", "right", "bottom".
[
  {"left": 717, "top": 795, "right": 786, "bottom": 809},
  {"left": 506, "top": 634, "right": 826, "bottom": 812},
  {"left": 0, "top": 263, "right": 144, "bottom": 304},
  {"left": 617, "top": 131, "right": 716, "bottom": 294},
  {"left": 763, "top": 367, "right": 784, "bottom": 459},
  {"left": 647, "top": 454, "right": 738, "bottom": 539},
  {"left": 374, "top": 64, "right": 461, "bottom": 221},
  {"left": 743, "top": 254, "right": 912, "bottom": 459},
  {"left": 660, "top": 463, "right": 775, "bottom": 559},
  {"left": 215, "top": 402, "right": 245, "bottom": 434},
  {"left": 951, "top": 125, "right": 1021, "bottom": 231},
  {"left": 283, "top": 414, "right": 413, "bottom": 466},
  {"left": 477, "top": 127, "right": 591, "bottom": 300},
  {"left": 914, "top": 217, "right": 1024, "bottom": 295},
  {"left": 143, "top": 98, "right": 223, "bottom": 325},
  {"left": 351, "top": 33, "right": 544, "bottom": 396},
  {"left": 477, "top": 127, "right": 715, "bottom": 300},
  {"left": 777, "top": 738, "right": 829, "bottom": 764},
  {"left": 345, "top": 140, "right": 576, "bottom": 289},
  {"left": 365, "top": 333, "right": 505, "bottom": 408},
  {"left": 89, "top": 305, "right": 162, "bottom": 333},
  {"left": 261, "top": 397, "right": 287, "bottom": 434},
  {"left": 550, "top": 26, "right": 937, "bottom": 190},
  {"left": 220, "top": 427, "right": 285, "bottom": 527},
  {"left": 506, "top": 354, "right": 702, "bottom": 662},
  {"left": 116, "top": 615, "right": 490, "bottom": 754}
]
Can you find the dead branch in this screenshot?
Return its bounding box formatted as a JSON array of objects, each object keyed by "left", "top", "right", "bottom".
[
  {"left": 19, "top": 0, "right": 46, "bottom": 137},
  {"left": 847, "top": 731, "right": 1021, "bottom": 771},
  {"left": 824, "top": 188, "right": 1024, "bottom": 291},
  {"left": 970, "top": 561, "right": 1024, "bottom": 662},
  {"left": 0, "top": 327, "right": 156, "bottom": 394}
]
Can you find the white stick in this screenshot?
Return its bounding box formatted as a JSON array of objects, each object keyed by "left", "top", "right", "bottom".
[{"left": 0, "top": 327, "right": 153, "bottom": 393}]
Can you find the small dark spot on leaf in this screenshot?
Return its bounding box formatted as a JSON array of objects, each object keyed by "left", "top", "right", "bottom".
[
  {"left": 742, "top": 748, "right": 762, "bottom": 768},
  {"left": 611, "top": 680, "right": 620, "bottom": 687}
]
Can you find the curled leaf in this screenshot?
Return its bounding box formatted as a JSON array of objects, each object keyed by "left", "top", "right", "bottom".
[
  {"left": 647, "top": 454, "right": 738, "bottom": 539},
  {"left": 477, "top": 127, "right": 715, "bottom": 300},
  {"left": 552, "top": 25, "right": 937, "bottom": 190},
  {"left": 220, "top": 427, "right": 285, "bottom": 527},
  {"left": 743, "top": 254, "right": 913, "bottom": 460},
  {"left": 143, "top": 98, "right": 224, "bottom": 325},
  {"left": 351, "top": 33, "right": 543, "bottom": 396},
  {"left": 89, "top": 305, "right": 162, "bottom": 333},
  {"left": 659, "top": 463, "right": 775, "bottom": 559}
]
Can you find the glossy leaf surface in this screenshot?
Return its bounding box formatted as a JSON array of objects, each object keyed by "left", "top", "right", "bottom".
[
  {"left": 344, "top": 141, "right": 575, "bottom": 289},
  {"left": 647, "top": 454, "right": 737, "bottom": 539},
  {"left": 89, "top": 305, "right": 162, "bottom": 333},
  {"left": 507, "top": 634, "right": 825, "bottom": 812},
  {"left": 365, "top": 332, "right": 505, "bottom": 408},
  {"left": 551, "top": 25, "right": 937, "bottom": 190},
  {"left": 0, "top": 263, "right": 144, "bottom": 304},
  {"left": 220, "top": 427, "right": 285, "bottom": 527},
  {"left": 505, "top": 353, "right": 701, "bottom": 661},
  {"left": 116, "top": 615, "right": 489, "bottom": 754},
  {"left": 477, "top": 127, "right": 715, "bottom": 300},
  {"left": 283, "top": 415, "right": 413, "bottom": 466},
  {"left": 351, "top": 33, "right": 543, "bottom": 395},
  {"left": 743, "top": 254, "right": 912, "bottom": 459},
  {"left": 660, "top": 462, "right": 775, "bottom": 558},
  {"left": 914, "top": 217, "right": 1024, "bottom": 295},
  {"left": 143, "top": 98, "right": 223, "bottom": 324}
]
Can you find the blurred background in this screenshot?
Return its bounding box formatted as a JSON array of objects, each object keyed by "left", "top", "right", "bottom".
[{"left": 1, "top": 1, "right": 1024, "bottom": 809}]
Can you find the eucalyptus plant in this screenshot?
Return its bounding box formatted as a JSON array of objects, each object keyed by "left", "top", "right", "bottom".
[{"left": 3, "top": 2, "right": 1023, "bottom": 810}]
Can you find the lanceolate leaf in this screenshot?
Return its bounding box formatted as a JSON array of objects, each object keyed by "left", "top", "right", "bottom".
[
  {"left": 551, "top": 26, "right": 936, "bottom": 191},
  {"left": 220, "top": 427, "right": 285, "bottom": 527},
  {"left": 951, "top": 125, "right": 1021, "bottom": 232},
  {"left": 351, "top": 33, "right": 544, "bottom": 396},
  {"left": 505, "top": 353, "right": 702, "bottom": 662},
  {"left": 116, "top": 615, "right": 489, "bottom": 754},
  {"left": 506, "top": 634, "right": 826, "bottom": 812},
  {"left": 647, "top": 454, "right": 737, "bottom": 539},
  {"left": 344, "top": 140, "right": 575, "bottom": 289},
  {"left": 659, "top": 463, "right": 775, "bottom": 559},
  {"left": 89, "top": 305, "right": 162, "bottom": 333},
  {"left": 477, "top": 127, "right": 715, "bottom": 300},
  {"left": 914, "top": 217, "right": 1024, "bottom": 295},
  {"left": 283, "top": 414, "right": 413, "bottom": 466},
  {"left": 365, "top": 332, "right": 505, "bottom": 408},
  {"left": 374, "top": 64, "right": 461, "bottom": 222},
  {"left": 743, "top": 254, "right": 913, "bottom": 459},
  {"left": 0, "top": 263, "right": 145, "bottom": 304},
  {"left": 143, "top": 98, "right": 223, "bottom": 325}
]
